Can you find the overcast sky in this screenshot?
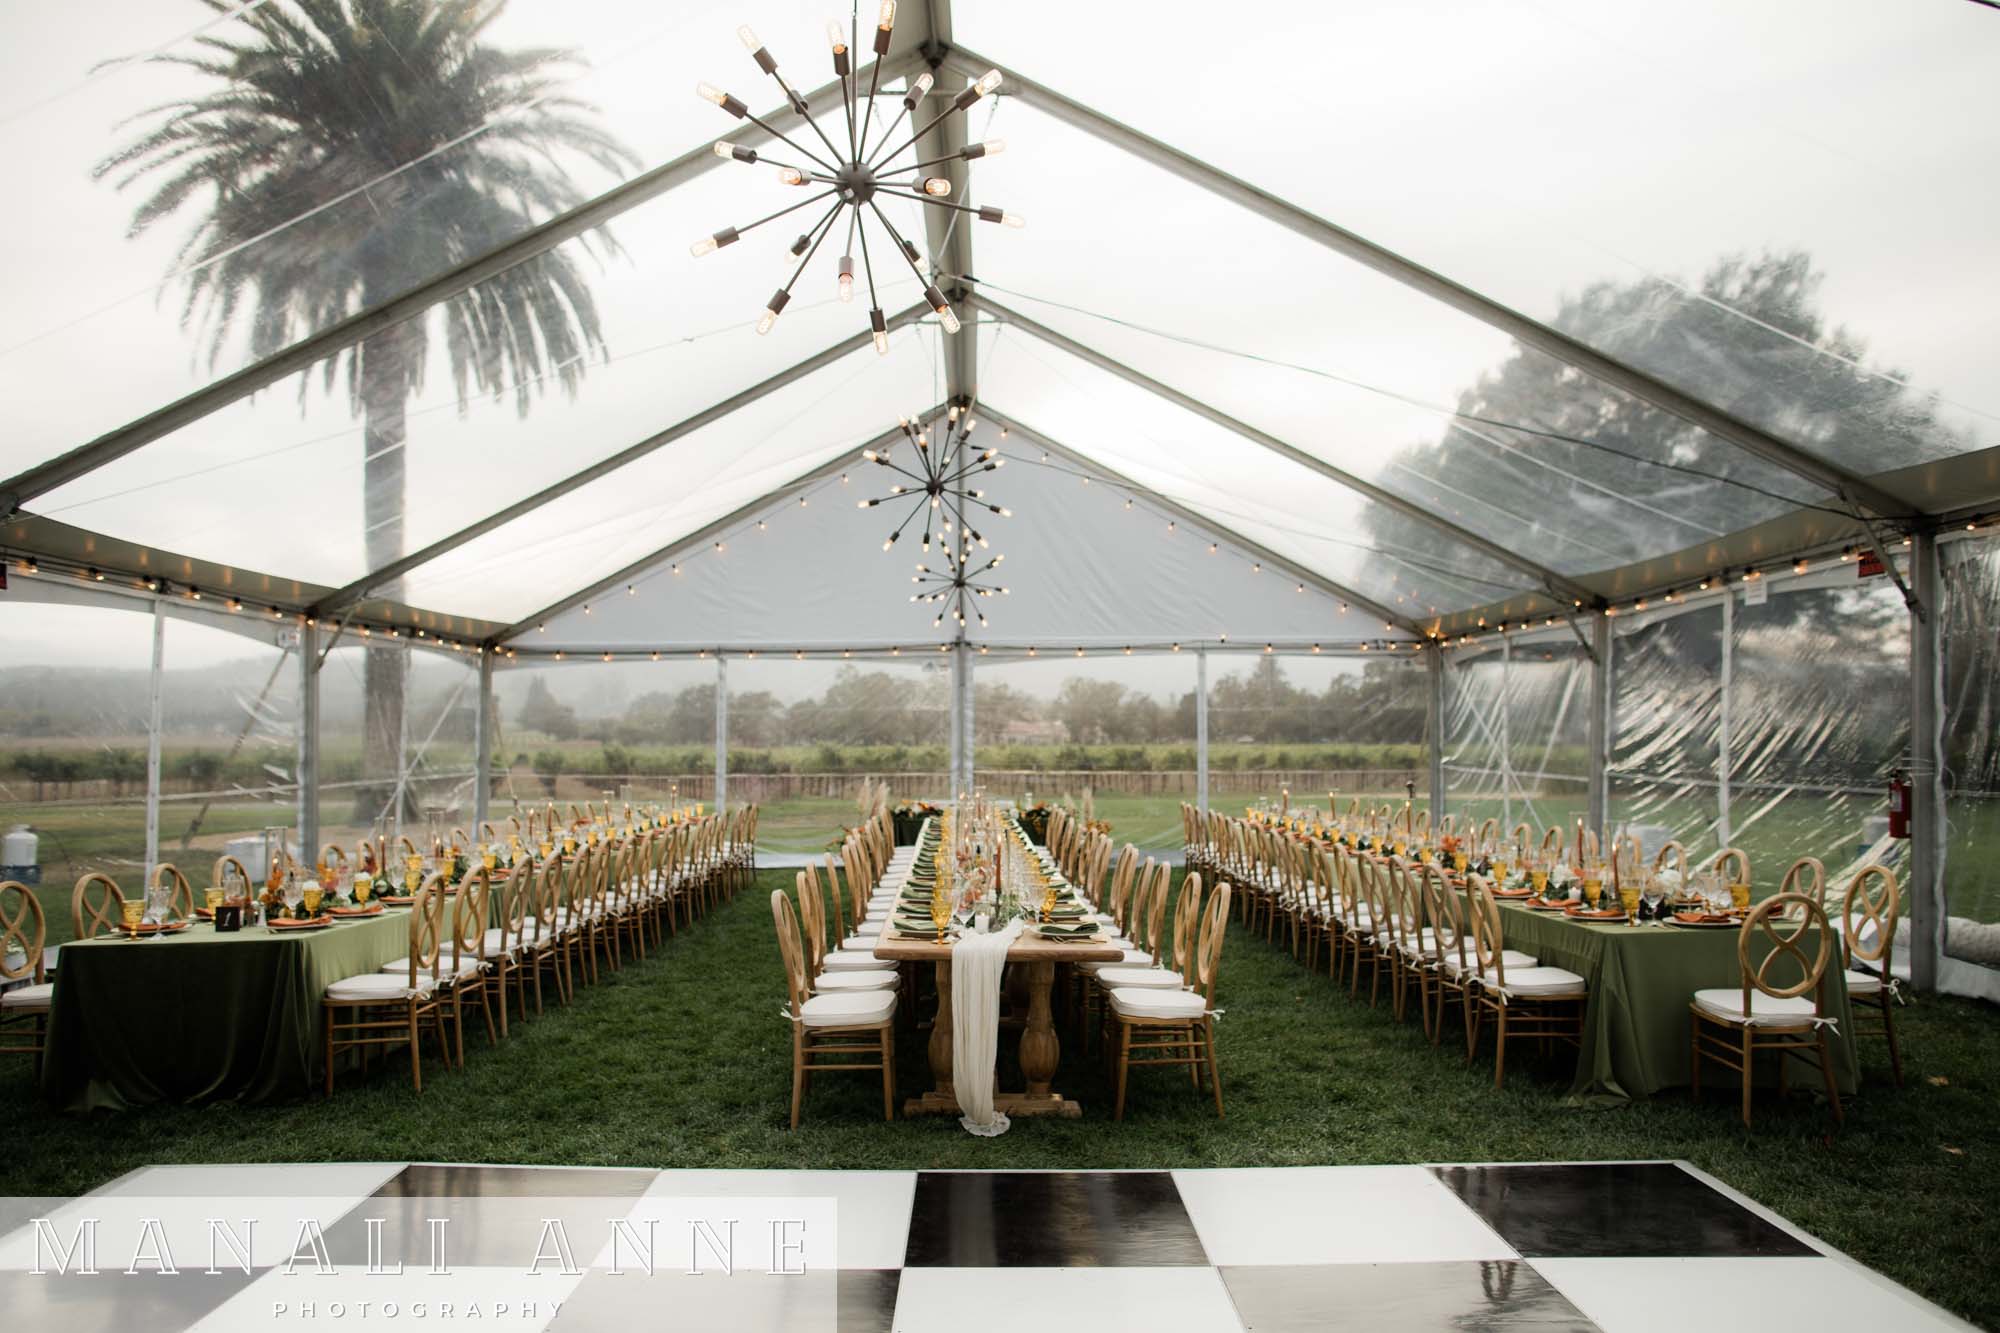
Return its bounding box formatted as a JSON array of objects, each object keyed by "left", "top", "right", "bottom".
[{"left": 1, "top": 0, "right": 1994, "bottom": 671}]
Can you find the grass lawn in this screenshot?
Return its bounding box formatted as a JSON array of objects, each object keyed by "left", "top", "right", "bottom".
[{"left": 2, "top": 868, "right": 1995, "bottom": 1326}]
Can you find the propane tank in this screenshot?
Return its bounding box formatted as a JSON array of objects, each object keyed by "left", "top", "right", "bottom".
[{"left": 1, "top": 825, "right": 39, "bottom": 885}]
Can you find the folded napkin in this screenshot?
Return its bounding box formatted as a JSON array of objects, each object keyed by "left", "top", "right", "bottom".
[{"left": 1036, "top": 920, "right": 1098, "bottom": 937}]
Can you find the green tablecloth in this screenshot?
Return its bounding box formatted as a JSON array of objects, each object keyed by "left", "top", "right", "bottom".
[
  {"left": 1495, "top": 902, "right": 1860, "bottom": 1107},
  {"left": 41, "top": 909, "right": 414, "bottom": 1111}
]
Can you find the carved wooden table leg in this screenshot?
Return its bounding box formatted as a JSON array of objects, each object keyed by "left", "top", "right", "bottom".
[
  {"left": 905, "top": 958, "right": 961, "bottom": 1115},
  {"left": 994, "top": 960, "right": 1082, "bottom": 1117}
]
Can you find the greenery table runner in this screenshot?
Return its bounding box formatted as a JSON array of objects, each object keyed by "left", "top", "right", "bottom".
[
  {"left": 41, "top": 909, "right": 413, "bottom": 1111},
  {"left": 1495, "top": 903, "right": 1860, "bottom": 1107}
]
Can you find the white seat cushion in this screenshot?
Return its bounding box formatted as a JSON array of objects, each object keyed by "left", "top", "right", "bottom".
[
  {"left": 327, "top": 972, "right": 434, "bottom": 1002},
  {"left": 0, "top": 982, "right": 53, "bottom": 1010},
  {"left": 821, "top": 951, "right": 888, "bottom": 971},
  {"left": 1443, "top": 948, "right": 1537, "bottom": 976},
  {"left": 481, "top": 927, "right": 516, "bottom": 954},
  {"left": 833, "top": 939, "right": 878, "bottom": 954},
  {"left": 1095, "top": 966, "right": 1184, "bottom": 989},
  {"left": 379, "top": 955, "right": 482, "bottom": 980},
  {"left": 1843, "top": 968, "right": 1883, "bottom": 996},
  {"left": 1477, "top": 965, "right": 1586, "bottom": 998},
  {"left": 813, "top": 969, "right": 899, "bottom": 992},
  {"left": 1692, "top": 988, "right": 1821, "bottom": 1028},
  {"left": 1108, "top": 987, "right": 1210, "bottom": 1020},
  {"left": 798, "top": 990, "right": 896, "bottom": 1028},
  {"left": 849, "top": 921, "right": 884, "bottom": 937}
]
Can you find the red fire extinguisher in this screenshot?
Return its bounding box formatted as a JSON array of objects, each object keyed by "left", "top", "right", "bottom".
[{"left": 1888, "top": 771, "right": 1911, "bottom": 840}]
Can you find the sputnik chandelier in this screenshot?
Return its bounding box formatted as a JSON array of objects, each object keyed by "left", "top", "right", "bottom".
[
  {"left": 859, "top": 402, "right": 1011, "bottom": 628},
  {"left": 690, "top": 2, "right": 1020, "bottom": 345}
]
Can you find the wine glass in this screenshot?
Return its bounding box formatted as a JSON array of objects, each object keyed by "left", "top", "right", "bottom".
[
  {"left": 1528, "top": 856, "right": 1549, "bottom": 899},
  {"left": 302, "top": 884, "right": 324, "bottom": 917},
  {"left": 120, "top": 899, "right": 146, "bottom": 935},
  {"left": 282, "top": 877, "right": 305, "bottom": 921}
]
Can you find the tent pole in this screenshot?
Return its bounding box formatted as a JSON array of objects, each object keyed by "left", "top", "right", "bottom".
[
  {"left": 1196, "top": 648, "right": 1210, "bottom": 822},
  {"left": 714, "top": 654, "right": 729, "bottom": 816},
  {"left": 144, "top": 601, "right": 165, "bottom": 885},
  {"left": 473, "top": 648, "right": 494, "bottom": 835},
  {"left": 1587, "top": 614, "right": 1613, "bottom": 837},
  {"left": 297, "top": 622, "right": 320, "bottom": 863},
  {"left": 1427, "top": 642, "right": 1446, "bottom": 826},
  {"left": 391, "top": 642, "right": 411, "bottom": 846},
  {"left": 1718, "top": 594, "right": 1733, "bottom": 849},
  {"left": 1909, "top": 531, "right": 1942, "bottom": 992},
  {"left": 948, "top": 645, "right": 964, "bottom": 797},
  {"left": 1500, "top": 635, "right": 1512, "bottom": 833},
  {"left": 959, "top": 644, "right": 976, "bottom": 796}
]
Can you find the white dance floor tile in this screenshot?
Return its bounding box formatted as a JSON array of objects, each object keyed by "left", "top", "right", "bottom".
[{"left": 1172, "top": 1166, "right": 1518, "bottom": 1266}]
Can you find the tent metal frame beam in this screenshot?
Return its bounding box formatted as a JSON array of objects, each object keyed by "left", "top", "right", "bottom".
[
  {"left": 918, "top": 0, "right": 979, "bottom": 408},
  {"left": 971, "top": 296, "right": 1598, "bottom": 614},
  {"left": 980, "top": 407, "right": 1427, "bottom": 636},
  {"left": 504, "top": 640, "right": 1420, "bottom": 660},
  {"left": 0, "top": 51, "right": 926, "bottom": 516},
  {"left": 491, "top": 418, "right": 933, "bottom": 642},
  {"left": 941, "top": 48, "right": 1917, "bottom": 525},
  {"left": 316, "top": 302, "right": 931, "bottom": 615}
]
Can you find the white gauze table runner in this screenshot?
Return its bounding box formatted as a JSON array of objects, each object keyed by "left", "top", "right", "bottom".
[{"left": 951, "top": 918, "right": 1027, "bottom": 1137}]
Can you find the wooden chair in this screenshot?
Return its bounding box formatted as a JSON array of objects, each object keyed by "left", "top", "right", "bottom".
[
  {"left": 72, "top": 873, "right": 125, "bottom": 940},
  {"left": 1840, "top": 864, "right": 1903, "bottom": 1085},
  {"left": 525, "top": 858, "right": 573, "bottom": 1008},
  {"left": 1108, "top": 882, "right": 1231, "bottom": 1120},
  {"left": 0, "top": 882, "right": 51, "bottom": 1064},
  {"left": 1690, "top": 891, "right": 1843, "bottom": 1128},
  {"left": 1713, "top": 848, "right": 1752, "bottom": 893},
  {"left": 1423, "top": 869, "right": 1538, "bottom": 1053},
  {"left": 1653, "top": 840, "right": 1689, "bottom": 882},
  {"left": 150, "top": 863, "right": 195, "bottom": 920},
  {"left": 323, "top": 878, "right": 452, "bottom": 1094},
  {"left": 798, "top": 869, "right": 896, "bottom": 990},
  {"left": 445, "top": 870, "right": 498, "bottom": 1061},
  {"left": 212, "top": 854, "right": 254, "bottom": 897},
  {"left": 1779, "top": 856, "right": 1825, "bottom": 901},
  {"left": 772, "top": 889, "right": 895, "bottom": 1128},
  {"left": 1464, "top": 875, "right": 1587, "bottom": 1089},
  {"left": 1096, "top": 873, "right": 1203, "bottom": 994},
  {"left": 487, "top": 862, "right": 535, "bottom": 1034}
]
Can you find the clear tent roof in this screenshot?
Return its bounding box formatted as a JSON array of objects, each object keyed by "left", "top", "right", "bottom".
[{"left": 1, "top": 0, "right": 1995, "bottom": 655}]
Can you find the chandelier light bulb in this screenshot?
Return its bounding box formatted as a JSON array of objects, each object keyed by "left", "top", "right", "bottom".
[
  {"left": 826, "top": 19, "right": 847, "bottom": 52},
  {"left": 870, "top": 308, "right": 888, "bottom": 355},
  {"left": 838, "top": 255, "right": 855, "bottom": 302},
  {"left": 878, "top": 0, "right": 896, "bottom": 30},
  {"left": 1002, "top": 212, "right": 1026, "bottom": 229},
  {"left": 697, "top": 81, "right": 727, "bottom": 105},
  {"left": 737, "top": 24, "right": 761, "bottom": 51},
  {"left": 922, "top": 176, "right": 952, "bottom": 196},
  {"left": 690, "top": 236, "right": 718, "bottom": 257},
  {"left": 756, "top": 309, "right": 778, "bottom": 335},
  {"left": 975, "top": 69, "right": 1003, "bottom": 96},
  {"left": 777, "top": 165, "right": 806, "bottom": 185},
  {"left": 905, "top": 71, "right": 935, "bottom": 108}
]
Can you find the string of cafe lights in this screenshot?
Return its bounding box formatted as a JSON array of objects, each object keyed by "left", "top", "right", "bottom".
[
  {"left": 16, "top": 500, "right": 1982, "bottom": 667},
  {"left": 1432, "top": 530, "right": 1946, "bottom": 652}
]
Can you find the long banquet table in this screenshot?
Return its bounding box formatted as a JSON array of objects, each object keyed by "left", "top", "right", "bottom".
[
  {"left": 41, "top": 908, "right": 414, "bottom": 1111},
  {"left": 872, "top": 930, "right": 1124, "bottom": 1119}
]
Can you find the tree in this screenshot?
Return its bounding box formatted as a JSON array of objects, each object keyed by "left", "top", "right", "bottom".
[
  {"left": 516, "top": 677, "right": 578, "bottom": 740},
  {"left": 1052, "top": 678, "right": 1129, "bottom": 745},
  {"left": 97, "top": 0, "right": 637, "bottom": 818},
  {"left": 1364, "top": 250, "right": 1963, "bottom": 614}
]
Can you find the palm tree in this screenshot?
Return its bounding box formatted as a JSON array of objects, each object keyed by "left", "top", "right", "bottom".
[{"left": 96, "top": 0, "right": 637, "bottom": 820}]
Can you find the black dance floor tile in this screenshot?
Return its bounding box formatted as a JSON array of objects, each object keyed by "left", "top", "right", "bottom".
[
  {"left": 1221, "top": 1261, "right": 1600, "bottom": 1332},
  {"left": 1429, "top": 1164, "right": 1815, "bottom": 1259},
  {"left": 838, "top": 1268, "right": 902, "bottom": 1332},
  {"left": 903, "top": 1171, "right": 1208, "bottom": 1267},
  {"left": 321, "top": 1163, "right": 664, "bottom": 1268}
]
